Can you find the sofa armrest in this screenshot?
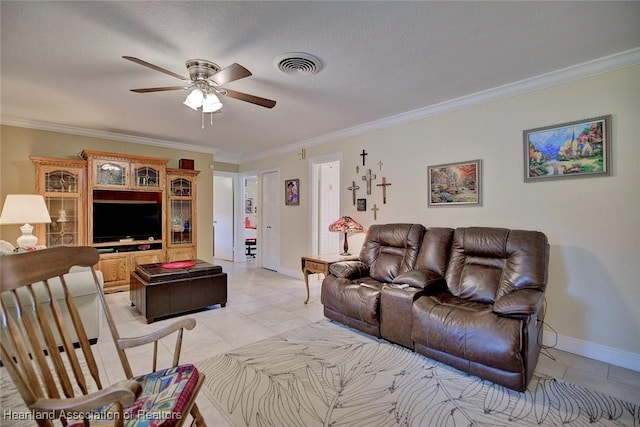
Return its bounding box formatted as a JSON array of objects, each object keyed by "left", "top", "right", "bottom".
[
  {"left": 493, "top": 289, "right": 544, "bottom": 316},
  {"left": 328, "top": 261, "right": 369, "bottom": 279},
  {"left": 392, "top": 270, "right": 444, "bottom": 290}
]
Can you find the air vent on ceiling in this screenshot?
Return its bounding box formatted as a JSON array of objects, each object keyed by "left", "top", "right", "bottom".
[{"left": 274, "top": 52, "right": 323, "bottom": 76}]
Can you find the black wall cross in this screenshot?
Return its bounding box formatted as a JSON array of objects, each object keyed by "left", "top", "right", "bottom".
[{"left": 360, "top": 149, "right": 368, "bottom": 166}]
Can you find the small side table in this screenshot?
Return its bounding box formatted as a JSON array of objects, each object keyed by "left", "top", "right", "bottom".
[{"left": 301, "top": 254, "right": 358, "bottom": 304}]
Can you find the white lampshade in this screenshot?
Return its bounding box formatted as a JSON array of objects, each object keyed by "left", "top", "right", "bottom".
[
  {"left": 202, "top": 93, "right": 223, "bottom": 113},
  {"left": 183, "top": 88, "right": 204, "bottom": 110},
  {"left": 0, "top": 194, "right": 52, "bottom": 248}
]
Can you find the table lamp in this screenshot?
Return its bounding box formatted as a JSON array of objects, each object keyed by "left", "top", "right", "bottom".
[
  {"left": 0, "top": 194, "right": 52, "bottom": 249},
  {"left": 328, "top": 216, "right": 364, "bottom": 256}
]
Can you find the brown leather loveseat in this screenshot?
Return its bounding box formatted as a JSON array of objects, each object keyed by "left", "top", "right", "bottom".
[{"left": 321, "top": 224, "right": 549, "bottom": 392}]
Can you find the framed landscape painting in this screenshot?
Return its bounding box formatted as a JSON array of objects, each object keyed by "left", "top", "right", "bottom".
[
  {"left": 428, "top": 159, "right": 482, "bottom": 207},
  {"left": 524, "top": 115, "right": 611, "bottom": 182}
]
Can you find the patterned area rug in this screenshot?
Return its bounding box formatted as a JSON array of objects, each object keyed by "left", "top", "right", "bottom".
[{"left": 199, "top": 320, "right": 639, "bottom": 427}]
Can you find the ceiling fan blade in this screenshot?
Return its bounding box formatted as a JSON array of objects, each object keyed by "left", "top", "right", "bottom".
[
  {"left": 130, "top": 86, "right": 186, "bottom": 93},
  {"left": 123, "top": 56, "right": 187, "bottom": 81},
  {"left": 222, "top": 89, "right": 276, "bottom": 109},
  {"left": 210, "top": 63, "right": 252, "bottom": 86}
]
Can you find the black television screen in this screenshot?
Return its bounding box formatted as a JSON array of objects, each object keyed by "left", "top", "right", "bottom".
[{"left": 93, "top": 201, "right": 162, "bottom": 243}]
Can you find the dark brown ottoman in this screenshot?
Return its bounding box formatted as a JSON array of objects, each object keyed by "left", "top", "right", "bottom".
[{"left": 130, "top": 259, "right": 227, "bottom": 323}]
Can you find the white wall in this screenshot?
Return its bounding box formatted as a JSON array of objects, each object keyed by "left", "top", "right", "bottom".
[{"left": 243, "top": 65, "right": 640, "bottom": 369}]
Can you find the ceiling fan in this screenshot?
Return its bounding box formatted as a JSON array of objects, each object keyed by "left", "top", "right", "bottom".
[{"left": 123, "top": 56, "right": 276, "bottom": 111}]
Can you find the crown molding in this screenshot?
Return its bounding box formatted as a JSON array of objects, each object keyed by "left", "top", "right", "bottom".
[
  {"left": 241, "top": 47, "right": 640, "bottom": 163},
  {"left": 3, "top": 48, "right": 638, "bottom": 164},
  {"left": 0, "top": 118, "right": 218, "bottom": 156}
]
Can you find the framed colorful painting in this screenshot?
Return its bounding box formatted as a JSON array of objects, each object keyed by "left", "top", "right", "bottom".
[
  {"left": 285, "top": 179, "right": 300, "bottom": 206},
  {"left": 428, "top": 159, "right": 482, "bottom": 207},
  {"left": 524, "top": 115, "right": 612, "bottom": 182}
]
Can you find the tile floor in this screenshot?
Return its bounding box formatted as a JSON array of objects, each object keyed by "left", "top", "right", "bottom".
[{"left": 93, "top": 259, "right": 639, "bottom": 423}]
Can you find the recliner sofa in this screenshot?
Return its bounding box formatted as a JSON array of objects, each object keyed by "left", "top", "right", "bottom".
[{"left": 321, "top": 224, "right": 549, "bottom": 392}]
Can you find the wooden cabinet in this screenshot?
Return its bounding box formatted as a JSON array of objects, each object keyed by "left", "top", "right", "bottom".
[
  {"left": 31, "top": 152, "right": 199, "bottom": 293},
  {"left": 97, "top": 253, "right": 129, "bottom": 292},
  {"left": 31, "top": 156, "right": 87, "bottom": 247},
  {"left": 82, "top": 150, "right": 168, "bottom": 191},
  {"left": 166, "top": 168, "right": 200, "bottom": 262}
]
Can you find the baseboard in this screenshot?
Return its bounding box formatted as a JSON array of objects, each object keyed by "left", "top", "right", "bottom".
[{"left": 543, "top": 330, "right": 640, "bottom": 372}]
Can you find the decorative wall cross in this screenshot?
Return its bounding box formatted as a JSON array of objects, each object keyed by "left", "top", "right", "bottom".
[
  {"left": 361, "top": 168, "right": 377, "bottom": 195},
  {"left": 355, "top": 165, "right": 360, "bottom": 174},
  {"left": 378, "top": 161, "right": 383, "bottom": 171},
  {"left": 347, "top": 181, "right": 360, "bottom": 205},
  {"left": 360, "top": 149, "right": 368, "bottom": 166},
  {"left": 370, "top": 203, "right": 379, "bottom": 220},
  {"left": 376, "top": 177, "right": 392, "bottom": 204}
]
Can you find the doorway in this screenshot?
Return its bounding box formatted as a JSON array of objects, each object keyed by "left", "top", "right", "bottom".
[{"left": 243, "top": 176, "right": 258, "bottom": 261}]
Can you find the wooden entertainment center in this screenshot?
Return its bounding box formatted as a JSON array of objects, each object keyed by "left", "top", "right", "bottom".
[{"left": 31, "top": 150, "right": 200, "bottom": 293}]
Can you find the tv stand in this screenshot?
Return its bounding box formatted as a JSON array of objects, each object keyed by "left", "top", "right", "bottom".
[{"left": 32, "top": 150, "right": 200, "bottom": 294}]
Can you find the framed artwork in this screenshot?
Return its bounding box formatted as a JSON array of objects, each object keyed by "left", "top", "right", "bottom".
[
  {"left": 245, "top": 198, "right": 253, "bottom": 214},
  {"left": 356, "top": 198, "right": 367, "bottom": 211},
  {"left": 524, "top": 115, "right": 611, "bottom": 182},
  {"left": 285, "top": 179, "right": 300, "bottom": 206},
  {"left": 428, "top": 159, "right": 482, "bottom": 207}
]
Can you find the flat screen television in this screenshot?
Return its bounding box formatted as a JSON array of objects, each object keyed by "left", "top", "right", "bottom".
[{"left": 93, "top": 200, "right": 162, "bottom": 243}]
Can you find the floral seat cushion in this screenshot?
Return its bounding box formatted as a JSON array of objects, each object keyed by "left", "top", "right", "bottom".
[{"left": 70, "top": 364, "right": 200, "bottom": 426}]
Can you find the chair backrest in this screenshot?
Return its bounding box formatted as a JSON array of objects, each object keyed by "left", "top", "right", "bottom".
[
  {"left": 444, "top": 227, "right": 549, "bottom": 304},
  {"left": 359, "top": 223, "right": 425, "bottom": 282},
  {"left": 0, "top": 246, "right": 129, "bottom": 426}
]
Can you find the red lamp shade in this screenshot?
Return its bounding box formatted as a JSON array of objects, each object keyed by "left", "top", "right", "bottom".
[{"left": 328, "top": 216, "right": 364, "bottom": 256}]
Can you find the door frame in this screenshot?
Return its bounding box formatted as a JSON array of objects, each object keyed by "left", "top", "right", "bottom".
[{"left": 309, "top": 152, "right": 343, "bottom": 255}]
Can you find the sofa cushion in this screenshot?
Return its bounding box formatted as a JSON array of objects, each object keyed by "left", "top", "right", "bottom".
[
  {"left": 412, "top": 293, "right": 525, "bottom": 373},
  {"left": 444, "top": 228, "right": 548, "bottom": 304},
  {"left": 359, "top": 224, "right": 425, "bottom": 283},
  {"left": 321, "top": 276, "right": 384, "bottom": 325}
]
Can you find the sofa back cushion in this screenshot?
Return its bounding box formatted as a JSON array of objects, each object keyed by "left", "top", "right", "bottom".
[
  {"left": 359, "top": 223, "right": 425, "bottom": 282},
  {"left": 414, "top": 227, "right": 455, "bottom": 276},
  {"left": 445, "top": 227, "right": 549, "bottom": 304}
]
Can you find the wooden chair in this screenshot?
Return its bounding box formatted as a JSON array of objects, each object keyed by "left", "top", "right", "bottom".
[{"left": 0, "top": 246, "right": 206, "bottom": 426}]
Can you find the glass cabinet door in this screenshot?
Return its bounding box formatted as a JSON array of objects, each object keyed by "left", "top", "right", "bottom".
[
  {"left": 170, "top": 199, "right": 193, "bottom": 244},
  {"left": 43, "top": 169, "right": 82, "bottom": 247},
  {"left": 95, "top": 161, "right": 128, "bottom": 187},
  {"left": 133, "top": 164, "right": 162, "bottom": 189}
]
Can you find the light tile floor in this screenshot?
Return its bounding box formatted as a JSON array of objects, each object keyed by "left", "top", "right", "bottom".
[{"left": 93, "top": 259, "right": 640, "bottom": 423}]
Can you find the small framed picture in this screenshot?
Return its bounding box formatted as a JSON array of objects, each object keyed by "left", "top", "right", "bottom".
[
  {"left": 428, "top": 159, "right": 482, "bottom": 207},
  {"left": 245, "top": 198, "right": 253, "bottom": 214},
  {"left": 524, "top": 115, "right": 612, "bottom": 182},
  {"left": 356, "top": 198, "right": 367, "bottom": 211},
  {"left": 285, "top": 179, "right": 300, "bottom": 206}
]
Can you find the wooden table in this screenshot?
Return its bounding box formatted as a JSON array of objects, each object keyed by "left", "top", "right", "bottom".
[{"left": 301, "top": 254, "right": 358, "bottom": 304}]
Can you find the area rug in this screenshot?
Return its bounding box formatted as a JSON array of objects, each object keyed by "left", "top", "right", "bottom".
[{"left": 198, "top": 320, "right": 639, "bottom": 427}]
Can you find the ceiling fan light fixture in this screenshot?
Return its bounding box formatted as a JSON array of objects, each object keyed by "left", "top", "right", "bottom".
[
  {"left": 183, "top": 88, "right": 204, "bottom": 110},
  {"left": 202, "top": 93, "right": 223, "bottom": 113}
]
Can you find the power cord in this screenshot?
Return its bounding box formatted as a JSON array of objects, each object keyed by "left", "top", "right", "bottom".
[{"left": 537, "top": 298, "right": 558, "bottom": 361}]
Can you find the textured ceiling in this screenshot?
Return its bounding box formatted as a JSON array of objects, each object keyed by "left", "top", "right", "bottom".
[{"left": 1, "top": 1, "right": 639, "bottom": 163}]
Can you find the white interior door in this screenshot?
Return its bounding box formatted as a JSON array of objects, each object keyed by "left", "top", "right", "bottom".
[
  {"left": 213, "top": 174, "right": 234, "bottom": 261},
  {"left": 319, "top": 161, "right": 340, "bottom": 254},
  {"left": 310, "top": 154, "right": 342, "bottom": 255},
  {"left": 261, "top": 170, "right": 279, "bottom": 271}
]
